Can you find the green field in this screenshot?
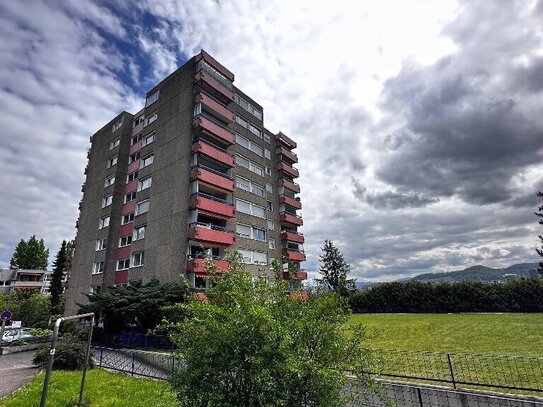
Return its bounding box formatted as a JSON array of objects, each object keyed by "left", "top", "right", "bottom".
[
  {"left": 0, "top": 369, "right": 177, "bottom": 407},
  {"left": 351, "top": 313, "right": 543, "bottom": 356}
]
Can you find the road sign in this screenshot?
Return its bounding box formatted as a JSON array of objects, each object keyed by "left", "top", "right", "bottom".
[{"left": 0, "top": 310, "right": 12, "bottom": 321}]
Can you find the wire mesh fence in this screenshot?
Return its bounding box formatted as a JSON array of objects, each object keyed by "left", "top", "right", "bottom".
[{"left": 366, "top": 349, "right": 543, "bottom": 395}]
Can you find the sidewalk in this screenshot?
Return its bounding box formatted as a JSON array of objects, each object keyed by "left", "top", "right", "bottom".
[{"left": 0, "top": 351, "right": 38, "bottom": 399}]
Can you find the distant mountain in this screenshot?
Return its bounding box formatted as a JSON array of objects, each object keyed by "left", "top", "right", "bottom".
[{"left": 409, "top": 263, "right": 539, "bottom": 283}]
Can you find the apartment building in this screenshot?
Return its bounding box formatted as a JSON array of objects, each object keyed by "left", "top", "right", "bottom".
[
  {"left": 65, "top": 50, "right": 305, "bottom": 314},
  {"left": 0, "top": 268, "right": 59, "bottom": 295}
]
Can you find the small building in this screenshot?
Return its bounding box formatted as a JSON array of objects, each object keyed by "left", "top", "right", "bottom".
[{"left": 0, "top": 268, "right": 64, "bottom": 295}]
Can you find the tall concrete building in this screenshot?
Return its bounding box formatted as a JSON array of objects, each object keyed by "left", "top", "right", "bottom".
[{"left": 66, "top": 50, "right": 305, "bottom": 314}]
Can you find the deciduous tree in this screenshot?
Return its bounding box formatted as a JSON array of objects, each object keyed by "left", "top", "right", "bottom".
[{"left": 9, "top": 235, "right": 49, "bottom": 270}]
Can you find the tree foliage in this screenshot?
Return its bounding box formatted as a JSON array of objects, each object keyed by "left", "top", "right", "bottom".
[
  {"left": 34, "top": 333, "right": 93, "bottom": 370},
  {"left": 78, "top": 279, "right": 189, "bottom": 335},
  {"left": 535, "top": 191, "right": 543, "bottom": 277},
  {"left": 9, "top": 235, "right": 49, "bottom": 270},
  {"left": 318, "top": 240, "right": 355, "bottom": 295},
  {"left": 349, "top": 279, "right": 543, "bottom": 313},
  {"left": 50, "top": 240, "right": 69, "bottom": 315},
  {"left": 163, "top": 253, "right": 372, "bottom": 407},
  {"left": 0, "top": 290, "right": 51, "bottom": 328}
]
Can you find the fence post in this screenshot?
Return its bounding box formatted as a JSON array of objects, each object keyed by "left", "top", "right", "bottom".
[
  {"left": 446, "top": 353, "right": 456, "bottom": 389},
  {"left": 171, "top": 356, "right": 175, "bottom": 376},
  {"left": 131, "top": 351, "right": 135, "bottom": 376},
  {"left": 99, "top": 347, "right": 103, "bottom": 368},
  {"left": 416, "top": 387, "right": 424, "bottom": 407}
]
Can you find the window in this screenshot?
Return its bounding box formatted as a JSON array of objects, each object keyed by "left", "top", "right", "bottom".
[
  {"left": 142, "top": 131, "right": 155, "bottom": 147},
  {"left": 236, "top": 224, "right": 266, "bottom": 241},
  {"left": 131, "top": 133, "right": 142, "bottom": 145},
  {"left": 236, "top": 224, "right": 252, "bottom": 238},
  {"left": 129, "top": 152, "right": 140, "bottom": 164},
  {"left": 122, "top": 213, "right": 134, "bottom": 225},
  {"left": 252, "top": 163, "right": 263, "bottom": 176},
  {"left": 98, "top": 216, "right": 110, "bottom": 229},
  {"left": 145, "top": 113, "right": 157, "bottom": 126},
  {"left": 236, "top": 154, "right": 250, "bottom": 169},
  {"left": 267, "top": 201, "right": 273, "bottom": 212},
  {"left": 248, "top": 123, "right": 261, "bottom": 138},
  {"left": 265, "top": 166, "right": 272, "bottom": 176},
  {"left": 253, "top": 227, "right": 266, "bottom": 241},
  {"left": 236, "top": 177, "right": 264, "bottom": 197},
  {"left": 89, "top": 285, "right": 101, "bottom": 295},
  {"left": 238, "top": 250, "right": 268, "bottom": 265},
  {"left": 264, "top": 149, "right": 271, "bottom": 160},
  {"left": 112, "top": 118, "right": 123, "bottom": 132},
  {"left": 133, "top": 225, "right": 146, "bottom": 241},
  {"left": 127, "top": 171, "right": 138, "bottom": 183},
  {"left": 138, "top": 176, "right": 152, "bottom": 191},
  {"left": 146, "top": 90, "right": 160, "bottom": 107},
  {"left": 269, "top": 239, "right": 276, "bottom": 250},
  {"left": 117, "top": 259, "right": 130, "bottom": 271},
  {"left": 236, "top": 133, "right": 250, "bottom": 149},
  {"left": 239, "top": 249, "right": 252, "bottom": 264},
  {"left": 235, "top": 115, "right": 247, "bottom": 128},
  {"left": 266, "top": 183, "right": 273, "bottom": 193},
  {"left": 252, "top": 184, "right": 265, "bottom": 197},
  {"left": 133, "top": 114, "right": 145, "bottom": 127},
  {"left": 263, "top": 134, "right": 271, "bottom": 144},
  {"left": 110, "top": 138, "right": 120, "bottom": 150},
  {"left": 235, "top": 94, "right": 262, "bottom": 120},
  {"left": 131, "top": 251, "right": 144, "bottom": 267},
  {"left": 125, "top": 191, "right": 136, "bottom": 203},
  {"left": 102, "top": 195, "right": 113, "bottom": 208},
  {"left": 267, "top": 219, "right": 275, "bottom": 230},
  {"left": 107, "top": 156, "right": 118, "bottom": 168},
  {"left": 104, "top": 175, "right": 115, "bottom": 187},
  {"left": 140, "top": 154, "right": 154, "bottom": 169},
  {"left": 236, "top": 199, "right": 265, "bottom": 218},
  {"left": 119, "top": 235, "right": 132, "bottom": 247},
  {"left": 136, "top": 200, "right": 150, "bottom": 215},
  {"left": 193, "top": 103, "right": 201, "bottom": 117},
  {"left": 197, "top": 59, "right": 233, "bottom": 89},
  {"left": 95, "top": 239, "right": 107, "bottom": 251},
  {"left": 92, "top": 261, "right": 104, "bottom": 274}
]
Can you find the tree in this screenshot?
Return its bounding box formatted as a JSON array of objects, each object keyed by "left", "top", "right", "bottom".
[
  {"left": 50, "top": 240, "right": 69, "bottom": 315},
  {"left": 163, "top": 252, "right": 372, "bottom": 407},
  {"left": 10, "top": 235, "right": 49, "bottom": 270},
  {"left": 318, "top": 240, "right": 355, "bottom": 295},
  {"left": 536, "top": 192, "right": 543, "bottom": 277},
  {"left": 0, "top": 290, "right": 50, "bottom": 328}
]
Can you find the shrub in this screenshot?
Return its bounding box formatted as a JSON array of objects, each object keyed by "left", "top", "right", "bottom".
[{"left": 33, "top": 333, "right": 94, "bottom": 370}]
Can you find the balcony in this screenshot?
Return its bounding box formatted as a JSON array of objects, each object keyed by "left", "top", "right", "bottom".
[
  {"left": 129, "top": 140, "right": 142, "bottom": 155},
  {"left": 280, "top": 230, "right": 305, "bottom": 244},
  {"left": 12, "top": 281, "right": 43, "bottom": 290},
  {"left": 276, "top": 145, "right": 298, "bottom": 163},
  {"left": 197, "top": 50, "right": 235, "bottom": 82},
  {"left": 115, "top": 270, "right": 128, "bottom": 285},
  {"left": 193, "top": 115, "right": 235, "bottom": 145},
  {"left": 277, "top": 162, "right": 299, "bottom": 178},
  {"left": 190, "top": 165, "right": 235, "bottom": 192},
  {"left": 187, "top": 258, "right": 229, "bottom": 274},
  {"left": 278, "top": 178, "right": 300, "bottom": 193},
  {"left": 283, "top": 249, "right": 306, "bottom": 262},
  {"left": 122, "top": 201, "right": 136, "bottom": 215},
  {"left": 119, "top": 223, "right": 134, "bottom": 236},
  {"left": 117, "top": 246, "right": 131, "bottom": 259},
  {"left": 192, "top": 139, "right": 234, "bottom": 167},
  {"left": 283, "top": 270, "right": 308, "bottom": 280},
  {"left": 188, "top": 222, "right": 236, "bottom": 246},
  {"left": 132, "top": 122, "right": 144, "bottom": 136},
  {"left": 195, "top": 71, "right": 235, "bottom": 102},
  {"left": 280, "top": 212, "right": 303, "bottom": 226},
  {"left": 279, "top": 195, "right": 302, "bottom": 209},
  {"left": 276, "top": 132, "right": 297, "bottom": 149},
  {"left": 127, "top": 160, "right": 140, "bottom": 174},
  {"left": 195, "top": 92, "right": 235, "bottom": 123},
  {"left": 189, "top": 192, "right": 235, "bottom": 218},
  {"left": 125, "top": 179, "right": 138, "bottom": 193}
]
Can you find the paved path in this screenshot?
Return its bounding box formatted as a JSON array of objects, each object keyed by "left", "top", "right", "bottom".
[{"left": 0, "top": 351, "right": 38, "bottom": 399}]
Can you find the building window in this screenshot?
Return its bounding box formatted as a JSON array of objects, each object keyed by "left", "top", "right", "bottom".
[
  {"left": 265, "top": 166, "right": 272, "bottom": 176},
  {"left": 104, "top": 175, "right": 115, "bottom": 187},
  {"left": 267, "top": 219, "right": 275, "bottom": 230},
  {"left": 235, "top": 115, "right": 247, "bottom": 128},
  {"left": 267, "top": 201, "right": 273, "bottom": 212},
  {"left": 129, "top": 152, "right": 140, "bottom": 164},
  {"left": 263, "top": 134, "right": 271, "bottom": 144},
  {"left": 110, "top": 138, "right": 120, "bottom": 150},
  {"left": 235, "top": 94, "right": 262, "bottom": 120},
  {"left": 92, "top": 261, "right": 104, "bottom": 275},
  {"left": 236, "top": 224, "right": 252, "bottom": 238},
  {"left": 266, "top": 183, "right": 273, "bottom": 193},
  {"left": 236, "top": 199, "right": 265, "bottom": 219},
  {"left": 131, "top": 251, "right": 144, "bottom": 267},
  {"left": 140, "top": 154, "right": 154, "bottom": 169},
  {"left": 236, "top": 177, "right": 264, "bottom": 197},
  {"left": 248, "top": 123, "right": 262, "bottom": 138},
  {"left": 133, "top": 225, "right": 146, "bottom": 241},
  {"left": 142, "top": 131, "right": 155, "bottom": 147},
  {"left": 122, "top": 213, "right": 134, "bottom": 225},
  {"left": 145, "top": 90, "right": 160, "bottom": 107},
  {"left": 145, "top": 113, "right": 157, "bottom": 126},
  {"left": 138, "top": 177, "right": 152, "bottom": 192},
  {"left": 112, "top": 118, "right": 123, "bottom": 132},
  {"left": 269, "top": 239, "right": 276, "bottom": 250},
  {"left": 119, "top": 235, "right": 132, "bottom": 247},
  {"left": 124, "top": 191, "right": 137, "bottom": 203},
  {"left": 117, "top": 259, "right": 130, "bottom": 271},
  {"left": 235, "top": 134, "right": 263, "bottom": 157},
  {"left": 133, "top": 114, "right": 145, "bottom": 127},
  {"left": 95, "top": 239, "right": 107, "bottom": 251},
  {"left": 236, "top": 154, "right": 263, "bottom": 176},
  {"left": 107, "top": 156, "right": 118, "bottom": 168},
  {"left": 102, "top": 195, "right": 113, "bottom": 208},
  {"left": 193, "top": 103, "right": 201, "bottom": 117},
  {"left": 127, "top": 171, "right": 138, "bottom": 183},
  {"left": 253, "top": 227, "right": 266, "bottom": 241},
  {"left": 89, "top": 285, "right": 101, "bottom": 294},
  {"left": 131, "top": 133, "right": 142, "bottom": 145},
  {"left": 136, "top": 200, "right": 150, "bottom": 215},
  {"left": 98, "top": 216, "right": 110, "bottom": 229},
  {"left": 264, "top": 149, "right": 271, "bottom": 160},
  {"left": 238, "top": 250, "right": 268, "bottom": 265}
]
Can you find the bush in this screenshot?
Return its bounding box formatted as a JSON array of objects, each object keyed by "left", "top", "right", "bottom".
[{"left": 33, "top": 333, "right": 94, "bottom": 370}]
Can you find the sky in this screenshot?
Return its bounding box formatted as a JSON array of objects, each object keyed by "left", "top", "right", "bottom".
[{"left": 1, "top": 0, "right": 543, "bottom": 281}]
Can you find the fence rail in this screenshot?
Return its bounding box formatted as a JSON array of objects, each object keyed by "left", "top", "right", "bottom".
[{"left": 95, "top": 347, "right": 174, "bottom": 380}]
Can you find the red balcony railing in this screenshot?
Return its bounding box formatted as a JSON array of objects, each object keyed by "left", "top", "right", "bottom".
[
  {"left": 283, "top": 249, "right": 306, "bottom": 262},
  {"left": 193, "top": 115, "right": 235, "bottom": 145},
  {"left": 278, "top": 178, "right": 300, "bottom": 193},
  {"left": 196, "top": 50, "right": 235, "bottom": 82},
  {"left": 276, "top": 132, "right": 297, "bottom": 149},
  {"left": 192, "top": 139, "right": 234, "bottom": 167},
  {"left": 283, "top": 270, "right": 308, "bottom": 280},
  {"left": 195, "top": 92, "right": 235, "bottom": 123},
  {"left": 279, "top": 195, "right": 302, "bottom": 209},
  {"left": 190, "top": 165, "right": 235, "bottom": 192},
  {"left": 132, "top": 122, "right": 144, "bottom": 136},
  {"left": 280, "top": 212, "right": 303, "bottom": 226},
  {"left": 280, "top": 230, "right": 305, "bottom": 244},
  {"left": 195, "top": 71, "right": 235, "bottom": 102},
  {"left": 127, "top": 160, "right": 140, "bottom": 174},
  {"left": 276, "top": 145, "right": 298, "bottom": 163},
  {"left": 187, "top": 258, "right": 229, "bottom": 273},
  {"left": 129, "top": 140, "right": 142, "bottom": 155},
  {"left": 189, "top": 192, "right": 235, "bottom": 218},
  {"left": 277, "top": 162, "right": 299, "bottom": 178},
  {"left": 115, "top": 270, "right": 128, "bottom": 285},
  {"left": 188, "top": 222, "right": 236, "bottom": 245}
]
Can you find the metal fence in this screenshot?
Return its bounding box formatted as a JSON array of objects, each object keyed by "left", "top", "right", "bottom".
[
  {"left": 95, "top": 347, "right": 174, "bottom": 380},
  {"left": 365, "top": 349, "right": 543, "bottom": 395}
]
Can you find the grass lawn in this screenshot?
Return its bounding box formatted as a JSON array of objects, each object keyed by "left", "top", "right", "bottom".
[
  {"left": 0, "top": 369, "right": 177, "bottom": 407},
  {"left": 351, "top": 313, "right": 543, "bottom": 356}
]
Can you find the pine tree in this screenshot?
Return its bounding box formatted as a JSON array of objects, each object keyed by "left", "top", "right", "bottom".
[
  {"left": 535, "top": 192, "right": 543, "bottom": 277},
  {"left": 10, "top": 235, "right": 49, "bottom": 270},
  {"left": 50, "top": 240, "right": 68, "bottom": 315},
  {"left": 318, "top": 240, "right": 355, "bottom": 295}
]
